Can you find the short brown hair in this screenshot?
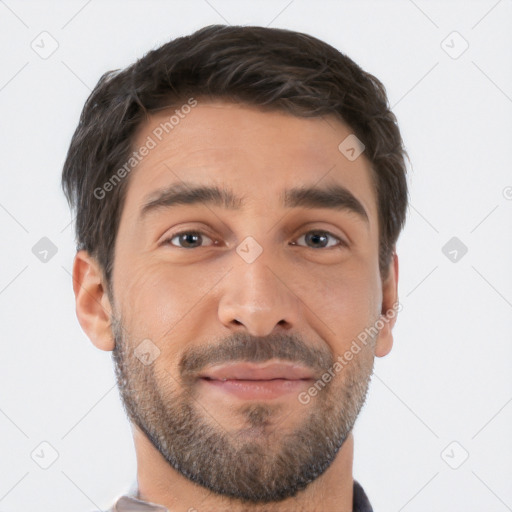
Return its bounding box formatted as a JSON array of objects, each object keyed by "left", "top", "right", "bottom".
[{"left": 61, "top": 24, "right": 408, "bottom": 286}]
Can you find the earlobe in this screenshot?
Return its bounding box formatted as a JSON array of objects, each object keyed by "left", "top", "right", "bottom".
[
  {"left": 72, "top": 250, "right": 115, "bottom": 352},
  {"left": 375, "top": 251, "right": 399, "bottom": 358}
]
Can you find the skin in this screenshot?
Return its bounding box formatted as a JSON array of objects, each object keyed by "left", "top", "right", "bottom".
[{"left": 72, "top": 100, "right": 399, "bottom": 512}]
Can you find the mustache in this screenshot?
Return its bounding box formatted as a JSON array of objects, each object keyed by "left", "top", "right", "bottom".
[{"left": 179, "top": 332, "right": 334, "bottom": 379}]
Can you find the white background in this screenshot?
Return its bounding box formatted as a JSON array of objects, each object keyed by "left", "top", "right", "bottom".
[{"left": 0, "top": 1, "right": 511, "bottom": 511}]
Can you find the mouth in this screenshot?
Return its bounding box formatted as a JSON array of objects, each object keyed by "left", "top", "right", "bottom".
[
  {"left": 199, "top": 361, "right": 315, "bottom": 381},
  {"left": 198, "top": 362, "right": 314, "bottom": 400}
]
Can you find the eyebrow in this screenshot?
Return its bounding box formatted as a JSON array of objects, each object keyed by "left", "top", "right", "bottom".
[{"left": 140, "top": 181, "right": 369, "bottom": 224}]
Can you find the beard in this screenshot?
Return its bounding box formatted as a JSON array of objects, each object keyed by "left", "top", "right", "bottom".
[{"left": 110, "top": 314, "right": 375, "bottom": 505}]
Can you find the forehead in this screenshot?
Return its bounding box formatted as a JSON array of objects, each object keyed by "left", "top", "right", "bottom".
[{"left": 124, "top": 101, "right": 377, "bottom": 223}]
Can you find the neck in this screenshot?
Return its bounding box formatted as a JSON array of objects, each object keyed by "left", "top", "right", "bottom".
[{"left": 132, "top": 424, "right": 355, "bottom": 512}]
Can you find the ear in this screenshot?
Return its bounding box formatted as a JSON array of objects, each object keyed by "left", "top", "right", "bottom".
[
  {"left": 72, "top": 250, "right": 115, "bottom": 351},
  {"left": 375, "top": 251, "right": 399, "bottom": 358}
]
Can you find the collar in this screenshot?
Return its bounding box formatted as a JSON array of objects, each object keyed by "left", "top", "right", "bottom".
[{"left": 111, "top": 479, "right": 373, "bottom": 511}]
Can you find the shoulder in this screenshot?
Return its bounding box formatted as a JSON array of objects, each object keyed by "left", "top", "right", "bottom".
[{"left": 353, "top": 479, "right": 374, "bottom": 512}]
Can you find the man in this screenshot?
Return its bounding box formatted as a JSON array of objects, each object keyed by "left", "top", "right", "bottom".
[{"left": 62, "top": 24, "right": 408, "bottom": 512}]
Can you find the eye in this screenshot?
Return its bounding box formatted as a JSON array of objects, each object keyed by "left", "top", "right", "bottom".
[
  {"left": 162, "top": 230, "right": 216, "bottom": 249},
  {"left": 161, "top": 229, "right": 345, "bottom": 250},
  {"left": 291, "top": 230, "right": 345, "bottom": 249}
]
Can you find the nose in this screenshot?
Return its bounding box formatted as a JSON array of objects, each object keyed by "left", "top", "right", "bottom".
[{"left": 217, "top": 248, "right": 301, "bottom": 337}]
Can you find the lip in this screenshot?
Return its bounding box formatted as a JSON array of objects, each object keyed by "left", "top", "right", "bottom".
[
  {"left": 200, "top": 378, "right": 311, "bottom": 400},
  {"left": 199, "top": 361, "right": 315, "bottom": 381},
  {"left": 198, "top": 362, "right": 314, "bottom": 400}
]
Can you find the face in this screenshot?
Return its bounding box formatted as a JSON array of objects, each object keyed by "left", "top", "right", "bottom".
[{"left": 104, "top": 101, "right": 395, "bottom": 503}]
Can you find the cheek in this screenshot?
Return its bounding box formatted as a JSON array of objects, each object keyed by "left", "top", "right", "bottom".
[
  {"left": 115, "top": 260, "right": 182, "bottom": 341},
  {"left": 311, "top": 265, "right": 380, "bottom": 352},
  {"left": 116, "top": 258, "right": 224, "bottom": 344},
  {"left": 319, "top": 273, "right": 371, "bottom": 309}
]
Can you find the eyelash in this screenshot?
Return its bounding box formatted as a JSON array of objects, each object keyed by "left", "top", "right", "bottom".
[{"left": 162, "top": 229, "right": 347, "bottom": 250}]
